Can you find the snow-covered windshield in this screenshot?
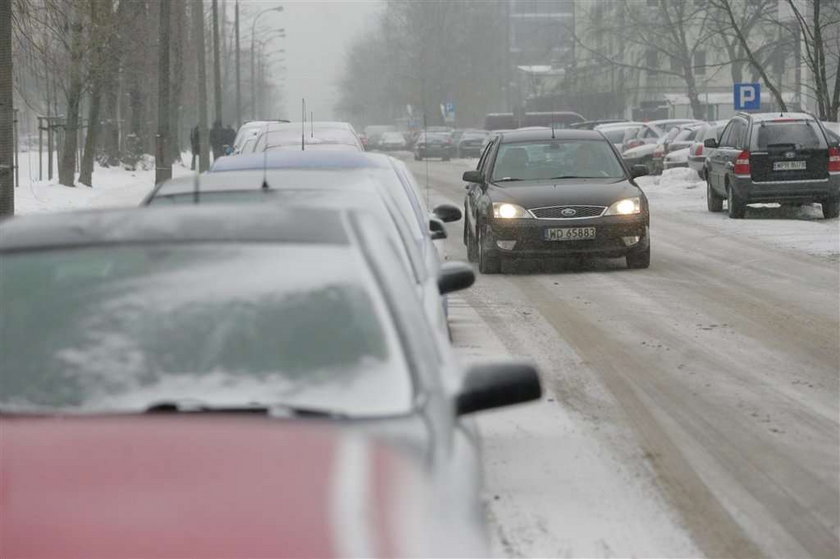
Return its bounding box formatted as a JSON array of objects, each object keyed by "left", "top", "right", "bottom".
[
  {"left": 0, "top": 244, "right": 412, "bottom": 415},
  {"left": 492, "top": 140, "right": 625, "bottom": 181}
]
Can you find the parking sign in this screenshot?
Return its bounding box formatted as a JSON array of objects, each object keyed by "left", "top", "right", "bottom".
[{"left": 734, "top": 83, "right": 761, "bottom": 111}]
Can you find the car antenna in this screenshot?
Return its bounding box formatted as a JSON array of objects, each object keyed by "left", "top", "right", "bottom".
[
  {"left": 301, "top": 98, "right": 306, "bottom": 151},
  {"left": 261, "top": 122, "right": 270, "bottom": 190}
]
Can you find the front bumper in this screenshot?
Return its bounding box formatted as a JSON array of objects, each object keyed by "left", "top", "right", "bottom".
[
  {"left": 487, "top": 215, "right": 649, "bottom": 258},
  {"left": 732, "top": 174, "right": 840, "bottom": 204}
]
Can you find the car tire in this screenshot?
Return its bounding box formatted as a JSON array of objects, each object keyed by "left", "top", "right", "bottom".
[
  {"left": 727, "top": 182, "right": 746, "bottom": 219},
  {"left": 626, "top": 244, "right": 651, "bottom": 269},
  {"left": 478, "top": 223, "right": 501, "bottom": 274},
  {"left": 698, "top": 167, "right": 706, "bottom": 181},
  {"left": 822, "top": 198, "right": 840, "bottom": 219},
  {"left": 707, "top": 177, "right": 724, "bottom": 212}
]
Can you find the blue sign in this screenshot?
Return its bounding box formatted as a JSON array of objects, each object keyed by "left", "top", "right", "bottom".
[{"left": 734, "top": 83, "right": 761, "bottom": 111}]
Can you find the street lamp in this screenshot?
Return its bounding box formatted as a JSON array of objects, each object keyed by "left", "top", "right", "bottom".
[{"left": 250, "top": 5, "right": 284, "bottom": 120}]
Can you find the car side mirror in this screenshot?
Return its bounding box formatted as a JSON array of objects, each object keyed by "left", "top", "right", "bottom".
[
  {"left": 437, "top": 261, "right": 474, "bottom": 295},
  {"left": 432, "top": 203, "right": 462, "bottom": 223},
  {"left": 429, "top": 217, "right": 447, "bottom": 240},
  {"left": 462, "top": 170, "right": 484, "bottom": 183},
  {"left": 456, "top": 361, "right": 542, "bottom": 416},
  {"left": 703, "top": 138, "right": 718, "bottom": 148},
  {"left": 630, "top": 165, "right": 648, "bottom": 178}
]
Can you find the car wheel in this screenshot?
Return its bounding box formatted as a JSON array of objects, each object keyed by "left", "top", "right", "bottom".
[
  {"left": 626, "top": 244, "right": 650, "bottom": 269},
  {"left": 822, "top": 197, "right": 840, "bottom": 219},
  {"left": 727, "top": 182, "right": 746, "bottom": 219},
  {"left": 706, "top": 176, "right": 724, "bottom": 212},
  {"left": 478, "top": 223, "right": 501, "bottom": 274}
]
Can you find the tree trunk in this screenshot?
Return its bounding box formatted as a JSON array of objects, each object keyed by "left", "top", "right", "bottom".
[
  {"left": 212, "top": 0, "right": 223, "bottom": 124},
  {"left": 79, "top": 83, "right": 102, "bottom": 186},
  {"left": 0, "top": 0, "right": 13, "bottom": 216},
  {"left": 155, "top": 0, "right": 171, "bottom": 185},
  {"left": 194, "top": 0, "right": 210, "bottom": 171},
  {"left": 169, "top": 0, "right": 185, "bottom": 162},
  {"left": 59, "top": 7, "right": 84, "bottom": 187}
]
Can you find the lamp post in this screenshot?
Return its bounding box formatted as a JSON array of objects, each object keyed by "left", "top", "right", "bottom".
[{"left": 250, "top": 5, "right": 283, "bottom": 120}]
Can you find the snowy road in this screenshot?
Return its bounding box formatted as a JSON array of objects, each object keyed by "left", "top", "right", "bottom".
[{"left": 405, "top": 157, "right": 840, "bottom": 558}]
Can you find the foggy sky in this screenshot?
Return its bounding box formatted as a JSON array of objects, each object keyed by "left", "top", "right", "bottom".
[{"left": 239, "top": 0, "right": 382, "bottom": 121}]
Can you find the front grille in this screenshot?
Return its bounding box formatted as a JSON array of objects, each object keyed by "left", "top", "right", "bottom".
[{"left": 530, "top": 205, "right": 606, "bottom": 219}]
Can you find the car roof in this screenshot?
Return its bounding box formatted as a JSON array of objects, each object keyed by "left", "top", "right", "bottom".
[
  {"left": 210, "top": 150, "right": 392, "bottom": 172},
  {"left": 595, "top": 121, "right": 643, "bottom": 129},
  {"left": 738, "top": 112, "right": 816, "bottom": 122},
  {"left": 0, "top": 416, "right": 428, "bottom": 558},
  {"left": 498, "top": 128, "right": 607, "bottom": 142},
  {"left": 0, "top": 205, "right": 350, "bottom": 252}
]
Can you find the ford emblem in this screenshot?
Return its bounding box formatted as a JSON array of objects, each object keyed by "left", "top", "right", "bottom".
[
  {"left": 561, "top": 208, "right": 577, "bottom": 217},
  {"left": 785, "top": 151, "right": 795, "bottom": 159}
]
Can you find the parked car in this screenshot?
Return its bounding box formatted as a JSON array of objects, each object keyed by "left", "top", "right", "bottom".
[
  {"left": 594, "top": 122, "right": 643, "bottom": 151},
  {"left": 821, "top": 121, "right": 840, "bottom": 145},
  {"left": 484, "top": 113, "right": 518, "bottom": 130},
  {"left": 159, "top": 151, "right": 463, "bottom": 337},
  {"left": 688, "top": 121, "right": 728, "bottom": 180},
  {"left": 570, "top": 119, "right": 627, "bottom": 130},
  {"left": 463, "top": 128, "right": 651, "bottom": 272},
  {"left": 246, "top": 121, "right": 364, "bottom": 153},
  {"left": 0, "top": 417, "right": 487, "bottom": 557},
  {"left": 519, "top": 111, "right": 586, "bottom": 129},
  {"left": 621, "top": 119, "right": 699, "bottom": 153},
  {"left": 363, "top": 124, "right": 398, "bottom": 150},
  {"left": 704, "top": 112, "right": 840, "bottom": 218},
  {"left": 663, "top": 147, "right": 691, "bottom": 171},
  {"left": 457, "top": 130, "right": 489, "bottom": 158},
  {"left": 0, "top": 205, "right": 542, "bottom": 501},
  {"left": 652, "top": 123, "right": 705, "bottom": 174},
  {"left": 377, "top": 131, "right": 408, "bottom": 151},
  {"left": 414, "top": 132, "right": 455, "bottom": 161},
  {"left": 621, "top": 139, "right": 660, "bottom": 174}
]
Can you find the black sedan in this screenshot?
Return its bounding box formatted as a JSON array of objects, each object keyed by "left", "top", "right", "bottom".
[
  {"left": 463, "top": 129, "right": 650, "bottom": 272},
  {"left": 414, "top": 132, "right": 456, "bottom": 161},
  {"left": 0, "top": 205, "right": 541, "bottom": 504}
]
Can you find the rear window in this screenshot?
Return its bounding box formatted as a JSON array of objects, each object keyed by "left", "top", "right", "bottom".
[{"left": 753, "top": 120, "right": 825, "bottom": 150}]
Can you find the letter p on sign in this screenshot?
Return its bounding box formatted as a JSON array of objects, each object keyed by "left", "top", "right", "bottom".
[{"left": 734, "top": 83, "right": 761, "bottom": 111}]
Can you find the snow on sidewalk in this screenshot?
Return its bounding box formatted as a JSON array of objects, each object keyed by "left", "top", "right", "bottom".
[
  {"left": 12, "top": 152, "right": 193, "bottom": 215},
  {"left": 638, "top": 168, "right": 839, "bottom": 259}
]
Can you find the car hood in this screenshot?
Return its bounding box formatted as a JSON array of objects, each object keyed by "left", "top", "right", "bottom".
[
  {"left": 0, "top": 416, "right": 449, "bottom": 558},
  {"left": 487, "top": 179, "right": 643, "bottom": 209},
  {"left": 622, "top": 143, "right": 657, "bottom": 158}
]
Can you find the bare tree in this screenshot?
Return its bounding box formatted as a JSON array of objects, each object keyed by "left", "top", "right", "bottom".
[
  {"left": 193, "top": 0, "right": 209, "bottom": 171},
  {"left": 0, "top": 0, "right": 13, "bottom": 216},
  {"left": 57, "top": 1, "right": 84, "bottom": 187},
  {"left": 155, "top": 0, "right": 171, "bottom": 185},
  {"left": 79, "top": 0, "right": 113, "bottom": 187},
  {"left": 212, "top": 0, "right": 222, "bottom": 124}
]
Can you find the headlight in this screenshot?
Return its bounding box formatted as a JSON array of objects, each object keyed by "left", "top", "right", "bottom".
[
  {"left": 493, "top": 202, "right": 531, "bottom": 219},
  {"left": 605, "top": 197, "right": 641, "bottom": 215}
]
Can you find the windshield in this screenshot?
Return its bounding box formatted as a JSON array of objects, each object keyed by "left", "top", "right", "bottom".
[
  {"left": 492, "top": 140, "right": 626, "bottom": 181},
  {"left": 0, "top": 245, "right": 412, "bottom": 416}
]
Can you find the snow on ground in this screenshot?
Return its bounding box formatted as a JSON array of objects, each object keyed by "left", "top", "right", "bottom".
[
  {"left": 12, "top": 151, "right": 193, "bottom": 215},
  {"left": 638, "top": 168, "right": 839, "bottom": 260}
]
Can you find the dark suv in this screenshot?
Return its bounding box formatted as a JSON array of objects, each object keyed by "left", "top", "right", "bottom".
[{"left": 704, "top": 112, "right": 840, "bottom": 219}]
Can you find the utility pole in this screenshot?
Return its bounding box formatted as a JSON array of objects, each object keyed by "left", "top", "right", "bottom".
[
  {"left": 155, "top": 0, "right": 171, "bottom": 185},
  {"left": 212, "top": 0, "right": 223, "bottom": 124},
  {"left": 193, "top": 0, "right": 210, "bottom": 171},
  {"left": 0, "top": 0, "right": 13, "bottom": 216},
  {"left": 235, "top": 1, "right": 241, "bottom": 126}
]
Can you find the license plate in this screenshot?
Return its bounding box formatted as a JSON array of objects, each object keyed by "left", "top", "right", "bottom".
[
  {"left": 544, "top": 227, "right": 596, "bottom": 241},
  {"left": 773, "top": 160, "right": 806, "bottom": 171}
]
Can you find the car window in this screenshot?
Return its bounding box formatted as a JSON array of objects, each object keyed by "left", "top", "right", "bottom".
[
  {"left": 0, "top": 244, "right": 413, "bottom": 416},
  {"left": 719, "top": 122, "right": 737, "bottom": 147},
  {"left": 753, "top": 120, "right": 824, "bottom": 150},
  {"left": 491, "top": 140, "right": 625, "bottom": 181},
  {"left": 730, "top": 120, "right": 748, "bottom": 149}
]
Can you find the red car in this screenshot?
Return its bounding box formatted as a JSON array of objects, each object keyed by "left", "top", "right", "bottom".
[{"left": 0, "top": 416, "right": 485, "bottom": 558}]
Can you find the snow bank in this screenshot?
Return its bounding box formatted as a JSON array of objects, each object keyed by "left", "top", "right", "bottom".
[{"left": 12, "top": 151, "right": 192, "bottom": 215}]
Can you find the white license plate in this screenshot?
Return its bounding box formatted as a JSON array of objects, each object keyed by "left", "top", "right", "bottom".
[
  {"left": 773, "top": 160, "right": 806, "bottom": 171},
  {"left": 544, "top": 227, "right": 596, "bottom": 241}
]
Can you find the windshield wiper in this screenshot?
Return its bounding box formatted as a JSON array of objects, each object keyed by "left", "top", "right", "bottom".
[
  {"left": 144, "top": 400, "right": 348, "bottom": 419},
  {"left": 494, "top": 177, "right": 523, "bottom": 182},
  {"left": 549, "top": 175, "right": 590, "bottom": 180}
]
